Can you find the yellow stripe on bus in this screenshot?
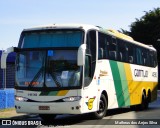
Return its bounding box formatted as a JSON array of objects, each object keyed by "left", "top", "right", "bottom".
[
  {"left": 57, "top": 90, "right": 69, "bottom": 96},
  {"left": 123, "top": 63, "right": 135, "bottom": 105}
]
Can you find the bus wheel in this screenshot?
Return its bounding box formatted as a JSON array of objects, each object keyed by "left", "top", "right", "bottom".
[
  {"left": 39, "top": 114, "right": 57, "bottom": 122},
  {"left": 144, "top": 94, "right": 149, "bottom": 109},
  {"left": 138, "top": 92, "right": 148, "bottom": 110},
  {"left": 93, "top": 94, "right": 107, "bottom": 119}
]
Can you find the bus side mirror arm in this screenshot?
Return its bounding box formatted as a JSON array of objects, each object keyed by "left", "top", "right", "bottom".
[
  {"left": 77, "top": 44, "right": 86, "bottom": 66},
  {"left": 1, "top": 47, "right": 17, "bottom": 69}
]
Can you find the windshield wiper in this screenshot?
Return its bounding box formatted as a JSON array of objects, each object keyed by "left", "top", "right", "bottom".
[
  {"left": 28, "top": 66, "right": 44, "bottom": 88},
  {"left": 49, "top": 72, "right": 62, "bottom": 87},
  {"left": 28, "top": 67, "right": 62, "bottom": 88}
]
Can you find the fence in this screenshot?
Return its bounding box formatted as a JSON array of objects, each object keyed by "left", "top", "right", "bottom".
[{"left": 0, "top": 89, "right": 14, "bottom": 109}]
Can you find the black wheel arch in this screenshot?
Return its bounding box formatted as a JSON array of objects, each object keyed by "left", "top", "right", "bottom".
[{"left": 101, "top": 90, "right": 108, "bottom": 106}]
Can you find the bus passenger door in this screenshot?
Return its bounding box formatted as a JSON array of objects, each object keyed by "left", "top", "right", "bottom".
[
  {"left": 81, "top": 30, "right": 98, "bottom": 113},
  {"left": 82, "top": 55, "right": 98, "bottom": 113}
]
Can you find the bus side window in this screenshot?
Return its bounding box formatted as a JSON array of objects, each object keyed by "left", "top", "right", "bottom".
[
  {"left": 84, "top": 55, "right": 92, "bottom": 87},
  {"left": 87, "top": 31, "right": 96, "bottom": 62},
  {"left": 98, "top": 48, "right": 104, "bottom": 59},
  {"left": 150, "top": 51, "right": 154, "bottom": 67},
  {"left": 143, "top": 48, "right": 148, "bottom": 66},
  {"left": 153, "top": 51, "right": 158, "bottom": 67},
  {"left": 105, "top": 35, "right": 112, "bottom": 59},
  {"left": 98, "top": 32, "right": 110, "bottom": 59},
  {"left": 146, "top": 49, "right": 150, "bottom": 66},
  {"left": 126, "top": 44, "right": 134, "bottom": 64},
  {"left": 136, "top": 48, "right": 141, "bottom": 65},
  {"left": 149, "top": 51, "right": 157, "bottom": 67},
  {"left": 87, "top": 30, "right": 96, "bottom": 78},
  {"left": 141, "top": 49, "right": 145, "bottom": 65},
  {"left": 98, "top": 32, "right": 105, "bottom": 59},
  {"left": 117, "top": 39, "right": 126, "bottom": 62},
  {"left": 109, "top": 37, "right": 117, "bottom": 60}
]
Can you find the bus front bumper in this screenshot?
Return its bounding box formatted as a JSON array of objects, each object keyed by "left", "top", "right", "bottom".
[{"left": 15, "top": 100, "right": 82, "bottom": 114}]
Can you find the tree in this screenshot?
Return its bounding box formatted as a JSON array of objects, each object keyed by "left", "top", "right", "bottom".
[{"left": 123, "top": 8, "right": 160, "bottom": 60}]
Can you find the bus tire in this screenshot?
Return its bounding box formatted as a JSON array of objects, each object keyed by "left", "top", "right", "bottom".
[
  {"left": 92, "top": 94, "right": 107, "bottom": 119},
  {"left": 39, "top": 114, "right": 57, "bottom": 122},
  {"left": 144, "top": 94, "right": 149, "bottom": 109},
  {"left": 137, "top": 92, "right": 147, "bottom": 111}
]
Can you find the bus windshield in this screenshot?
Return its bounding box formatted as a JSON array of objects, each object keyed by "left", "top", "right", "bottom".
[
  {"left": 16, "top": 50, "right": 81, "bottom": 89},
  {"left": 16, "top": 29, "right": 84, "bottom": 89}
]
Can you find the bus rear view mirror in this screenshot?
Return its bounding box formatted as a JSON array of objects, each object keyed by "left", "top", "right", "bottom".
[{"left": 77, "top": 44, "right": 86, "bottom": 66}]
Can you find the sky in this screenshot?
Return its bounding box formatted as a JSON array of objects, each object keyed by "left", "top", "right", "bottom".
[{"left": 0, "top": 0, "right": 160, "bottom": 49}]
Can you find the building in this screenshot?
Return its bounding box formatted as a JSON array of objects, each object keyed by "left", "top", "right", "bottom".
[
  {"left": 0, "top": 51, "right": 16, "bottom": 109},
  {"left": 0, "top": 51, "right": 16, "bottom": 89}
]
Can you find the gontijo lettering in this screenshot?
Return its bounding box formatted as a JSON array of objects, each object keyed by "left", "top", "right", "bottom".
[{"left": 134, "top": 69, "right": 148, "bottom": 77}]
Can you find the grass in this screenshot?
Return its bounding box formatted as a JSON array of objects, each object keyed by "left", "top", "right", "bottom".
[
  {"left": 0, "top": 108, "right": 27, "bottom": 119},
  {"left": 0, "top": 108, "right": 16, "bottom": 118},
  {"left": 0, "top": 108, "right": 15, "bottom": 112},
  {"left": 0, "top": 115, "right": 8, "bottom": 118}
]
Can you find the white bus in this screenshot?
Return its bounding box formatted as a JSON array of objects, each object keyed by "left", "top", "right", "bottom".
[{"left": 1, "top": 24, "right": 158, "bottom": 121}]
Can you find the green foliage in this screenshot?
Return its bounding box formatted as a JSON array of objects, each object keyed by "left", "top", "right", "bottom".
[
  {"left": 123, "top": 8, "right": 160, "bottom": 61},
  {"left": 130, "top": 8, "right": 160, "bottom": 46}
]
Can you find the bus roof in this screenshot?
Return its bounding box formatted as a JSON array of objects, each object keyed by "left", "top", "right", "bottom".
[
  {"left": 23, "top": 24, "right": 156, "bottom": 51},
  {"left": 23, "top": 23, "right": 98, "bottom": 31}
]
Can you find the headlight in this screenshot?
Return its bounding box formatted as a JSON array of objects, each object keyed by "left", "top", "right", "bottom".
[
  {"left": 62, "top": 96, "right": 81, "bottom": 102},
  {"left": 15, "top": 96, "right": 28, "bottom": 102}
]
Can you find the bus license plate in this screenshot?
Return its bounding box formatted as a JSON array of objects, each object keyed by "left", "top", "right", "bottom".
[{"left": 39, "top": 106, "right": 50, "bottom": 110}]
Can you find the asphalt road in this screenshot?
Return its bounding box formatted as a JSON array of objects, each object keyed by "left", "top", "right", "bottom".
[{"left": 1, "top": 92, "right": 160, "bottom": 128}]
